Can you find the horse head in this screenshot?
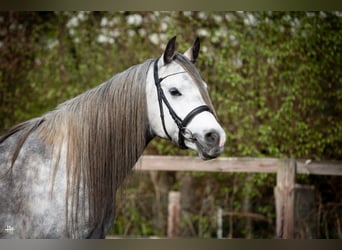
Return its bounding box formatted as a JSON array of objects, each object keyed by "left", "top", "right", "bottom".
[{"left": 146, "top": 36, "right": 226, "bottom": 159}]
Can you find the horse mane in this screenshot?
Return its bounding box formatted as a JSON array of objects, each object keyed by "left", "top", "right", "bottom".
[{"left": 1, "top": 58, "right": 154, "bottom": 236}]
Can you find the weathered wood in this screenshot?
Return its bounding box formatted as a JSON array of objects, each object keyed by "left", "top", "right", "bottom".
[
  {"left": 167, "top": 191, "right": 180, "bottom": 238},
  {"left": 135, "top": 155, "right": 279, "bottom": 173},
  {"left": 221, "top": 211, "right": 273, "bottom": 224},
  {"left": 217, "top": 207, "right": 223, "bottom": 239},
  {"left": 135, "top": 156, "right": 342, "bottom": 176},
  {"left": 274, "top": 159, "right": 296, "bottom": 239},
  {"left": 296, "top": 160, "right": 342, "bottom": 176}
]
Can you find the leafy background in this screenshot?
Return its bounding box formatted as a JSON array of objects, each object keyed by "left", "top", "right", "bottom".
[{"left": 0, "top": 11, "right": 341, "bottom": 238}]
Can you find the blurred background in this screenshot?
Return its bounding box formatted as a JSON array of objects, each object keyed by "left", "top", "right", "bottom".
[{"left": 0, "top": 11, "right": 341, "bottom": 238}]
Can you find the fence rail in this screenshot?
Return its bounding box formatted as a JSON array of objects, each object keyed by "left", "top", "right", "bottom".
[
  {"left": 132, "top": 155, "right": 342, "bottom": 239},
  {"left": 134, "top": 155, "right": 342, "bottom": 176}
]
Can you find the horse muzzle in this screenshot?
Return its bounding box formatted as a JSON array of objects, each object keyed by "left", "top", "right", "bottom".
[{"left": 193, "top": 129, "right": 226, "bottom": 160}]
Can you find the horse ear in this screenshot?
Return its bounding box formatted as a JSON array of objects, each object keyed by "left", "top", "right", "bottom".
[
  {"left": 163, "top": 36, "right": 177, "bottom": 64},
  {"left": 184, "top": 37, "right": 200, "bottom": 63}
]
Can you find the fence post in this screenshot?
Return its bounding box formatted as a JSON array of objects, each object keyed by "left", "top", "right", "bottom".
[
  {"left": 167, "top": 191, "right": 180, "bottom": 238},
  {"left": 217, "top": 207, "right": 223, "bottom": 239},
  {"left": 274, "top": 158, "right": 296, "bottom": 239}
]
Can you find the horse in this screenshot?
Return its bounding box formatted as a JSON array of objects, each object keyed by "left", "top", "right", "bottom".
[{"left": 0, "top": 36, "right": 226, "bottom": 238}]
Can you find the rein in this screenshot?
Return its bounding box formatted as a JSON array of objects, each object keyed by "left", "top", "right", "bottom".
[{"left": 153, "top": 58, "right": 212, "bottom": 149}]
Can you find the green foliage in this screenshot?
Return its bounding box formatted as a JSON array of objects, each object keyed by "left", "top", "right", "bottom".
[{"left": 1, "top": 11, "right": 341, "bottom": 160}]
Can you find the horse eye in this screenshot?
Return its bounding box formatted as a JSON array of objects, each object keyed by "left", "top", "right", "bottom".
[{"left": 169, "top": 87, "right": 182, "bottom": 97}]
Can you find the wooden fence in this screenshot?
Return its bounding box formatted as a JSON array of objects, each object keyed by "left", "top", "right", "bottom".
[{"left": 133, "top": 155, "right": 342, "bottom": 239}]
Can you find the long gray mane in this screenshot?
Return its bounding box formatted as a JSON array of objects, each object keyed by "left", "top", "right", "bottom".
[{"left": 0, "top": 58, "right": 154, "bottom": 236}]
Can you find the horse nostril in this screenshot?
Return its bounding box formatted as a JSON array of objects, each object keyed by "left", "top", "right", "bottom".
[{"left": 204, "top": 130, "right": 220, "bottom": 146}]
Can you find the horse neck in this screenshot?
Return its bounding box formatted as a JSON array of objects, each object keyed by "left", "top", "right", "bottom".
[
  {"left": 40, "top": 60, "right": 154, "bottom": 230},
  {"left": 72, "top": 72, "right": 149, "bottom": 172}
]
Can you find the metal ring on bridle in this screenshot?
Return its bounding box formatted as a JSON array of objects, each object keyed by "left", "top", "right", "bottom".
[{"left": 180, "top": 127, "right": 196, "bottom": 142}]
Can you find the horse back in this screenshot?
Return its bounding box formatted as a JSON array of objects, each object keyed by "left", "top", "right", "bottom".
[{"left": 0, "top": 120, "right": 67, "bottom": 238}]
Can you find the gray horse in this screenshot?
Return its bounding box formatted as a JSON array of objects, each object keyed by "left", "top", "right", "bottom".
[{"left": 0, "top": 37, "right": 226, "bottom": 238}]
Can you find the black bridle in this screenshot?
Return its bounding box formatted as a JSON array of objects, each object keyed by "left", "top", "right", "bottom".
[{"left": 153, "top": 58, "right": 213, "bottom": 149}]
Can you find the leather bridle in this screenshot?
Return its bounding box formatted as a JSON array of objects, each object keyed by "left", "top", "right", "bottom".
[{"left": 153, "top": 58, "right": 213, "bottom": 149}]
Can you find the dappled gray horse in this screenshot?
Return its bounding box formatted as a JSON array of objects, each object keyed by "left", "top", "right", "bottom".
[{"left": 0, "top": 37, "right": 226, "bottom": 238}]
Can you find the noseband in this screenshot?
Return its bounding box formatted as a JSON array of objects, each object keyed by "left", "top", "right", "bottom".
[{"left": 153, "top": 58, "right": 213, "bottom": 149}]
